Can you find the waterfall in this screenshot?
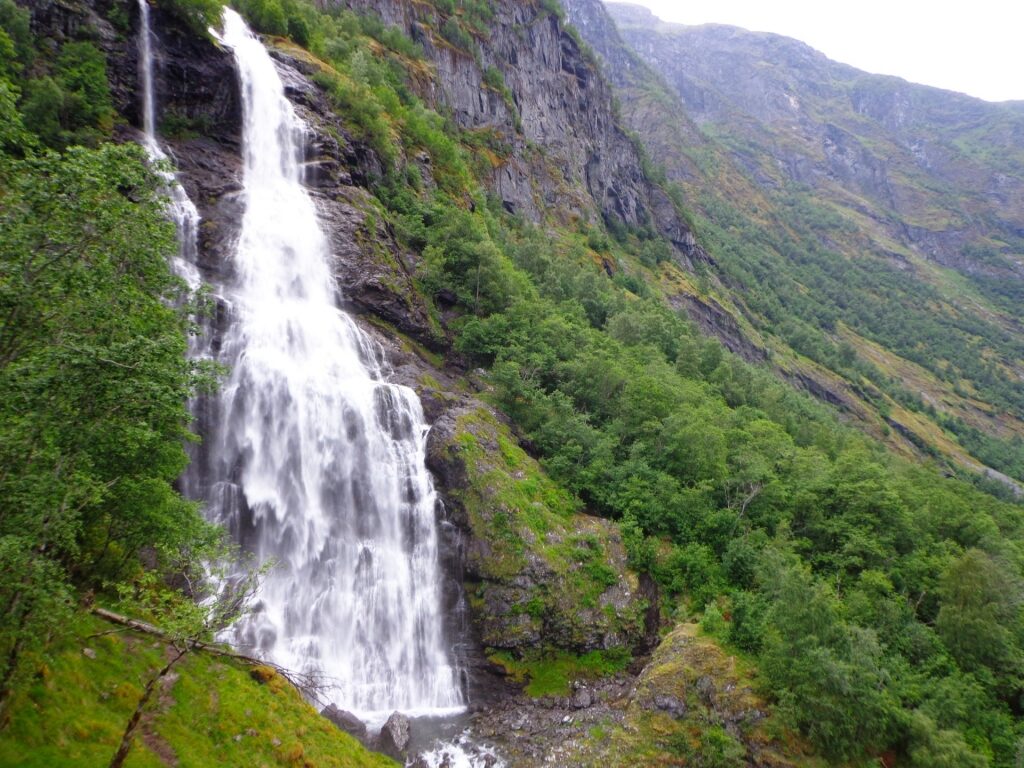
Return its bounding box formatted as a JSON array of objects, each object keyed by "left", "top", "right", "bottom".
[
  {"left": 207, "top": 8, "right": 464, "bottom": 723},
  {"left": 136, "top": 0, "right": 201, "bottom": 289}
]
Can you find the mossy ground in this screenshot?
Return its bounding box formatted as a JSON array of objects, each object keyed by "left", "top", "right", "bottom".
[
  {"left": 0, "top": 612, "right": 395, "bottom": 768},
  {"left": 486, "top": 648, "right": 631, "bottom": 697}
]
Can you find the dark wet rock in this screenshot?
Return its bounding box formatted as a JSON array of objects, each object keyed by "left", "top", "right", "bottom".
[
  {"left": 321, "top": 705, "right": 368, "bottom": 743},
  {"left": 378, "top": 711, "right": 411, "bottom": 760}
]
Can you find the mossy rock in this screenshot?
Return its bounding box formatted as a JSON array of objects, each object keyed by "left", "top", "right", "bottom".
[
  {"left": 426, "top": 401, "right": 651, "bottom": 656},
  {"left": 562, "top": 624, "right": 821, "bottom": 768}
]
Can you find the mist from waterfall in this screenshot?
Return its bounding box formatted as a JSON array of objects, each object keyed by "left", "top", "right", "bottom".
[{"left": 204, "top": 8, "right": 464, "bottom": 723}]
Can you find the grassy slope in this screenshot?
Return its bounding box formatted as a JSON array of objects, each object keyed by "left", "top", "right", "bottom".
[{"left": 0, "top": 613, "right": 395, "bottom": 768}]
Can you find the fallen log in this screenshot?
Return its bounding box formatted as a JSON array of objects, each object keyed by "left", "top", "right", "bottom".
[{"left": 89, "top": 607, "right": 329, "bottom": 702}]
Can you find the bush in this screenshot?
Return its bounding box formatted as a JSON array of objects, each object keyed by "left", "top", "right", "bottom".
[
  {"left": 727, "top": 590, "right": 767, "bottom": 652},
  {"left": 162, "top": 0, "right": 224, "bottom": 35},
  {"left": 440, "top": 17, "right": 474, "bottom": 53},
  {"left": 20, "top": 41, "right": 114, "bottom": 148}
]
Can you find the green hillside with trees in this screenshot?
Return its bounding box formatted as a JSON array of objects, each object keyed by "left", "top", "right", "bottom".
[{"left": 3, "top": 0, "right": 1024, "bottom": 764}]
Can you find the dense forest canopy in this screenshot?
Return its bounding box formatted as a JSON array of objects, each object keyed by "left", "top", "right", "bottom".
[{"left": 2, "top": 0, "right": 1024, "bottom": 764}]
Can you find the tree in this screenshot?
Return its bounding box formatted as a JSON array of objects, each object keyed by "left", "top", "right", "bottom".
[
  {"left": 936, "top": 548, "right": 1024, "bottom": 684},
  {"left": 761, "top": 563, "right": 898, "bottom": 760},
  {"left": 0, "top": 143, "right": 210, "bottom": 717}
]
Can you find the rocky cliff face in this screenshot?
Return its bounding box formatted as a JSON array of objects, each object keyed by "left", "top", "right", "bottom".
[{"left": 335, "top": 0, "right": 706, "bottom": 265}]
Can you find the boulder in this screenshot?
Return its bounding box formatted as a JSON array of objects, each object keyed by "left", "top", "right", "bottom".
[
  {"left": 652, "top": 694, "right": 686, "bottom": 719},
  {"left": 320, "top": 704, "right": 367, "bottom": 743},
  {"left": 571, "top": 686, "right": 593, "bottom": 709},
  {"left": 378, "top": 711, "right": 411, "bottom": 759}
]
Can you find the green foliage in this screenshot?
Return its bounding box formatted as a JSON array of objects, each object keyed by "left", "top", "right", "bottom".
[
  {"left": 667, "top": 722, "right": 745, "bottom": 768},
  {"left": 0, "top": 78, "right": 29, "bottom": 151},
  {"left": 0, "top": 0, "right": 31, "bottom": 70},
  {"left": 237, "top": 0, "right": 289, "bottom": 36},
  {"left": 19, "top": 77, "right": 63, "bottom": 145},
  {"left": 489, "top": 648, "right": 631, "bottom": 697},
  {"left": 906, "top": 711, "right": 988, "bottom": 768},
  {"left": 726, "top": 590, "right": 767, "bottom": 652},
  {"left": 0, "top": 12, "right": 114, "bottom": 151},
  {"left": 0, "top": 142, "right": 212, "bottom": 714},
  {"left": 695, "top": 185, "right": 1024, "bottom": 475},
  {"left": 420, "top": 202, "right": 526, "bottom": 313},
  {"left": 760, "top": 565, "right": 899, "bottom": 761},
  {"left": 20, "top": 41, "right": 115, "bottom": 148},
  {"left": 936, "top": 549, "right": 1024, "bottom": 685},
  {"left": 440, "top": 17, "right": 474, "bottom": 54},
  {"left": 537, "top": 0, "right": 564, "bottom": 20},
  {"left": 160, "top": 0, "right": 225, "bottom": 36}
]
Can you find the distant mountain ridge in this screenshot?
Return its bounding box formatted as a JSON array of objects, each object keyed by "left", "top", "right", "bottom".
[{"left": 607, "top": 3, "right": 1024, "bottom": 283}]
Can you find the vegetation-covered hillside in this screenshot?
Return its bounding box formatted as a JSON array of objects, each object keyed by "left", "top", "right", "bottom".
[
  {"left": 3, "top": 0, "right": 1024, "bottom": 765},
  {"left": 567, "top": 1, "right": 1024, "bottom": 497}
]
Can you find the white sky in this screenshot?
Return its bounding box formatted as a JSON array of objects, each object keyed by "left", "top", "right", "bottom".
[{"left": 619, "top": 0, "right": 1024, "bottom": 102}]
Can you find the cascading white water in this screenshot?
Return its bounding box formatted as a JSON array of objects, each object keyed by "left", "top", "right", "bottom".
[
  {"left": 136, "top": 0, "right": 201, "bottom": 289},
  {"left": 208, "top": 8, "right": 464, "bottom": 723}
]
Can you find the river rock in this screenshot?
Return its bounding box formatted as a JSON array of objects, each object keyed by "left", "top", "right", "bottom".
[
  {"left": 378, "top": 711, "right": 411, "bottom": 759},
  {"left": 321, "top": 704, "right": 368, "bottom": 743}
]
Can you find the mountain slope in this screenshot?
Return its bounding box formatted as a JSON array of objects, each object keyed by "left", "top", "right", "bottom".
[
  {"left": 7, "top": 0, "right": 1024, "bottom": 765},
  {"left": 566, "top": 0, "right": 1024, "bottom": 491}
]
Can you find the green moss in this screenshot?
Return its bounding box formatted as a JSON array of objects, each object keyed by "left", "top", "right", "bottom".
[
  {"left": 449, "top": 406, "right": 580, "bottom": 579},
  {"left": 361, "top": 313, "right": 447, "bottom": 368},
  {"left": 0, "top": 612, "right": 395, "bottom": 768},
  {"left": 488, "top": 648, "right": 631, "bottom": 697}
]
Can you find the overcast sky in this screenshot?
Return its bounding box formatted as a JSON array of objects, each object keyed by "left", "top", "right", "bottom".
[{"left": 618, "top": 0, "right": 1024, "bottom": 102}]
